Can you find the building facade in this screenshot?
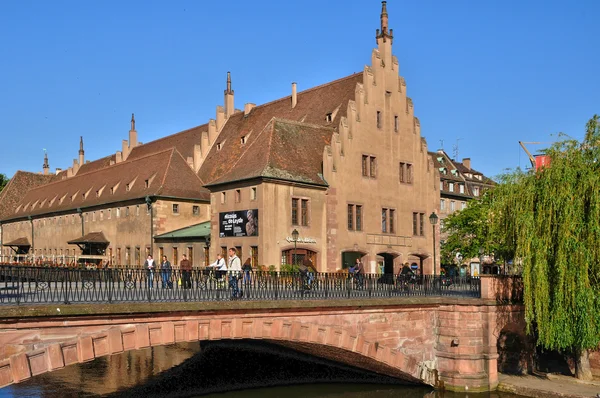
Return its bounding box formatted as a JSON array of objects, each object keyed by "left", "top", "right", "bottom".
[{"left": 0, "top": 2, "right": 440, "bottom": 274}]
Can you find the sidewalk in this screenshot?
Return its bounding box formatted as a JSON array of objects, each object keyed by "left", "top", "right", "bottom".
[{"left": 498, "top": 373, "right": 600, "bottom": 398}]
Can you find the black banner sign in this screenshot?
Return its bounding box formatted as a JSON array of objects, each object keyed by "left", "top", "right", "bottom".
[{"left": 219, "top": 209, "right": 258, "bottom": 237}]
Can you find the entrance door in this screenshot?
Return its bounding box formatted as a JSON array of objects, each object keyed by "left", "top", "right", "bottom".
[{"left": 377, "top": 253, "right": 396, "bottom": 283}]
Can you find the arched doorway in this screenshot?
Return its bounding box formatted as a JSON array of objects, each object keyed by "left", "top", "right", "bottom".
[
  {"left": 281, "top": 248, "right": 317, "bottom": 268},
  {"left": 376, "top": 252, "right": 398, "bottom": 283},
  {"left": 341, "top": 251, "right": 366, "bottom": 270}
]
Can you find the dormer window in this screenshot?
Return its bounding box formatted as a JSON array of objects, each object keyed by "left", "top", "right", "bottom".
[
  {"left": 326, "top": 113, "right": 333, "bottom": 123},
  {"left": 145, "top": 179, "right": 149, "bottom": 188},
  {"left": 96, "top": 190, "right": 100, "bottom": 198},
  {"left": 240, "top": 136, "right": 246, "bottom": 145},
  {"left": 217, "top": 143, "right": 222, "bottom": 151},
  {"left": 110, "top": 187, "right": 114, "bottom": 194},
  {"left": 126, "top": 184, "right": 130, "bottom": 192}
]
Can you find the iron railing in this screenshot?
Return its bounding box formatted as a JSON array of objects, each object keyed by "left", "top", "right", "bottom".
[{"left": 0, "top": 266, "right": 481, "bottom": 305}]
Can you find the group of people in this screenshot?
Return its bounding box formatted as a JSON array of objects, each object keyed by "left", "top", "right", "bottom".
[{"left": 143, "top": 248, "right": 252, "bottom": 298}]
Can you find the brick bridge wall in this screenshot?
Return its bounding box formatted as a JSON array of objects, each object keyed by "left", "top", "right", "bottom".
[{"left": 0, "top": 289, "right": 526, "bottom": 393}]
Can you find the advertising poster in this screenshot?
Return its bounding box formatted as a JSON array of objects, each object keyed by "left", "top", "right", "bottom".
[{"left": 219, "top": 209, "right": 258, "bottom": 237}]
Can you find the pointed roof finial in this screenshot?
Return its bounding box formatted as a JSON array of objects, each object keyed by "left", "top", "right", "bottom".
[
  {"left": 131, "top": 113, "right": 136, "bottom": 131},
  {"left": 79, "top": 136, "right": 84, "bottom": 154},
  {"left": 225, "top": 71, "right": 233, "bottom": 95},
  {"left": 43, "top": 150, "right": 49, "bottom": 169},
  {"left": 376, "top": 1, "right": 393, "bottom": 44}
]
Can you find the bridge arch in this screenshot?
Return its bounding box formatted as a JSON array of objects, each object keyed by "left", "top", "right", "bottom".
[{"left": 0, "top": 317, "right": 434, "bottom": 388}]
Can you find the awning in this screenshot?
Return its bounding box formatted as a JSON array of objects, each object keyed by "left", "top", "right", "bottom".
[
  {"left": 154, "top": 221, "right": 210, "bottom": 240},
  {"left": 67, "top": 232, "right": 109, "bottom": 245},
  {"left": 3, "top": 237, "right": 31, "bottom": 247}
]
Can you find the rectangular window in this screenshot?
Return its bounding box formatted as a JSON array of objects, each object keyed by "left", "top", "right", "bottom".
[
  {"left": 203, "top": 246, "right": 209, "bottom": 267},
  {"left": 362, "top": 155, "right": 369, "bottom": 177},
  {"left": 412, "top": 212, "right": 418, "bottom": 235},
  {"left": 173, "top": 247, "right": 178, "bottom": 266},
  {"left": 92, "top": 212, "right": 96, "bottom": 222},
  {"left": 188, "top": 247, "right": 193, "bottom": 266},
  {"left": 399, "top": 162, "right": 405, "bottom": 183},
  {"left": 407, "top": 164, "right": 413, "bottom": 183},
  {"left": 108, "top": 209, "right": 111, "bottom": 219},
  {"left": 459, "top": 184, "right": 465, "bottom": 194},
  {"left": 461, "top": 201, "right": 467, "bottom": 210},
  {"left": 356, "top": 205, "right": 362, "bottom": 231},
  {"left": 235, "top": 246, "right": 242, "bottom": 262},
  {"left": 193, "top": 205, "right": 200, "bottom": 216},
  {"left": 347, "top": 204, "right": 354, "bottom": 230},
  {"left": 136, "top": 247, "right": 141, "bottom": 266},
  {"left": 100, "top": 210, "right": 104, "bottom": 221},
  {"left": 221, "top": 246, "right": 227, "bottom": 259},
  {"left": 473, "top": 187, "right": 480, "bottom": 196},
  {"left": 125, "top": 207, "right": 130, "bottom": 217},
  {"left": 390, "top": 209, "right": 395, "bottom": 234},
  {"left": 235, "top": 189, "right": 241, "bottom": 203},
  {"left": 116, "top": 208, "right": 121, "bottom": 218},
  {"left": 136, "top": 205, "right": 140, "bottom": 216},
  {"left": 394, "top": 115, "right": 399, "bottom": 132},
  {"left": 159, "top": 247, "right": 164, "bottom": 262},
  {"left": 251, "top": 187, "right": 257, "bottom": 201},
  {"left": 450, "top": 201, "right": 456, "bottom": 211},
  {"left": 449, "top": 183, "right": 454, "bottom": 192},
  {"left": 301, "top": 199, "right": 309, "bottom": 226},
  {"left": 291, "top": 198, "right": 299, "bottom": 225},
  {"left": 369, "top": 156, "right": 377, "bottom": 178},
  {"left": 117, "top": 247, "right": 122, "bottom": 265},
  {"left": 376, "top": 111, "right": 382, "bottom": 129},
  {"left": 382, "top": 208, "right": 388, "bottom": 233},
  {"left": 440, "top": 181, "right": 444, "bottom": 191},
  {"left": 172, "top": 204, "right": 179, "bottom": 214},
  {"left": 221, "top": 192, "right": 226, "bottom": 204},
  {"left": 125, "top": 247, "right": 131, "bottom": 267},
  {"left": 440, "top": 199, "right": 446, "bottom": 211},
  {"left": 251, "top": 246, "right": 258, "bottom": 267},
  {"left": 419, "top": 213, "right": 425, "bottom": 236}
]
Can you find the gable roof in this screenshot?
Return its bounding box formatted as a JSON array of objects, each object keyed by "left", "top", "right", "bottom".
[
  {"left": 77, "top": 154, "right": 116, "bottom": 175},
  {"left": 127, "top": 123, "right": 209, "bottom": 162},
  {"left": 207, "top": 118, "right": 333, "bottom": 187},
  {"left": 0, "top": 171, "right": 58, "bottom": 221},
  {"left": 3, "top": 148, "right": 209, "bottom": 222},
  {"left": 199, "top": 73, "right": 362, "bottom": 185}
]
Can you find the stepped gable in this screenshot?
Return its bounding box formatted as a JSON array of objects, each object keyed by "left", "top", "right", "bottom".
[
  {"left": 127, "top": 123, "right": 209, "bottom": 161},
  {"left": 207, "top": 118, "right": 333, "bottom": 187},
  {"left": 199, "top": 73, "right": 363, "bottom": 185},
  {"left": 0, "top": 172, "right": 58, "bottom": 221},
  {"left": 76, "top": 154, "right": 116, "bottom": 175},
  {"left": 4, "top": 149, "right": 208, "bottom": 221}
]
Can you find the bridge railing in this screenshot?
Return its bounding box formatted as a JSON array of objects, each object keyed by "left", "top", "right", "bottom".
[{"left": 0, "top": 266, "right": 481, "bottom": 305}]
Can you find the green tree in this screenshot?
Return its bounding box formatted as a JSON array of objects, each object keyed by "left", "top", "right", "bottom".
[
  {"left": 0, "top": 173, "right": 8, "bottom": 193},
  {"left": 490, "top": 115, "right": 600, "bottom": 380}
]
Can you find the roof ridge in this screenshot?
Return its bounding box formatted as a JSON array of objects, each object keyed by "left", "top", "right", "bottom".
[
  {"left": 247, "top": 72, "right": 361, "bottom": 113},
  {"left": 272, "top": 117, "right": 336, "bottom": 131},
  {"left": 159, "top": 148, "right": 177, "bottom": 189},
  {"left": 21, "top": 148, "right": 177, "bottom": 193},
  {"left": 130, "top": 122, "right": 209, "bottom": 153}
]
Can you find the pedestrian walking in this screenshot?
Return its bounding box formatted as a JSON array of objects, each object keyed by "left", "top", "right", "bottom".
[
  {"left": 180, "top": 254, "right": 192, "bottom": 289},
  {"left": 161, "top": 255, "right": 172, "bottom": 289},
  {"left": 144, "top": 255, "right": 155, "bottom": 288}
]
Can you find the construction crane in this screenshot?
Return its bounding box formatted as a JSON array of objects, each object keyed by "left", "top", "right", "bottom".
[{"left": 519, "top": 141, "right": 539, "bottom": 168}]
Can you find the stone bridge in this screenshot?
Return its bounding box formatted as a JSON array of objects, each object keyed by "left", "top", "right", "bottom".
[{"left": 0, "top": 276, "right": 526, "bottom": 392}]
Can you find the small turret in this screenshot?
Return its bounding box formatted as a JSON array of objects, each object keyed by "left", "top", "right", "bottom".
[{"left": 42, "top": 151, "right": 49, "bottom": 175}]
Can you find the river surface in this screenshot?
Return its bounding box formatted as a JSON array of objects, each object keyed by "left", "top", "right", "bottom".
[{"left": 1, "top": 341, "right": 526, "bottom": 398}]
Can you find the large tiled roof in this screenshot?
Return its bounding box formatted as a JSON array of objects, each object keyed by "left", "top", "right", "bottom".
[
  {"left": 207, "top": 118, "right": 333, "bottom": 187},
  {"left": 127, "top": 123, "right": 209, "bottom": 161},
  {"left": 199, "top": 73, "right": 363, "bottom": 185},
  {"left": 0, "top": 171, "right": 58, "bottom": 220},
  {"left": 3, "top": 149, "right": 209, "bottom": 221},
  {"left": 429, "top": 152, "right": 463, "bottom": 182},
  {"left": 77, "top": 154, "right": 116, "bottom": 175}
]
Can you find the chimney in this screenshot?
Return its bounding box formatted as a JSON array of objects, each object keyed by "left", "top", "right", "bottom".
[
  {"left": 224, "top": 72, "right": 234, "bottom": 118},
  {"left": 462, "top": 158, "right": 471, "bottom": 170},
  {"left": 78, "top": 136, "right": 85, "bottom": 166},
  {"left": 244, "top": 103, "right": 256, "bottom": 116},
  {"left": 291, "top": 82, "right": 297, "bottom": 108}
]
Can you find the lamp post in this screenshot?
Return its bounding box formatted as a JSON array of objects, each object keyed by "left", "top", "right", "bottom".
[
  {"left": 429, "top": 212, "right": 438, "bottom": 276},
  {"left": 291, "top": 229, "right": 299, "bottom": 266}
]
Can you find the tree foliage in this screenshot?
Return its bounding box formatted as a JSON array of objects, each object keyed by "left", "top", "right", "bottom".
[
  {"left": 490, "top": 115, "right": 600, "bottom": 356},
  {"left": 0, "top": 173, "right": 8, "bottom": 194}
]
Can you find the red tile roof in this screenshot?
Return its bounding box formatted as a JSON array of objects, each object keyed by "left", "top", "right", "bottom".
[
  {"left": 77, "top": 154, "right": 116, "bottom": 175},
  {"left": 0, "top": 171, "right": 58, "bottom": 220},
  {"left": 3, "top": 237, "right": 31, "bottom": 247},
  {"left": 199, "top": 73, "right": 363, "bottom": 185},
  {"left": 207, "top": 118, "right": 333, "bottom": 187},
  {"left": 127, "top": 123, "right": 209, "bottom": 162},
  {"left": 3, "top": 149, "right": 209, "bottom": 222},
  {"left": 67, "top": 231, "right": 109, "bottom": 244}
]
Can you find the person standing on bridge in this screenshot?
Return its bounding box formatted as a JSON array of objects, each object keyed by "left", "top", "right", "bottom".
[
  {"left": 160, "top": 255, "right": 172, "bottom": 289},
  {"left": 354, "top": 258, "right": 364, "bottom": 288},
  {"left": 180, "top": 254, "right": 192, "bottom": 289},
  {"left": 144, "top": 255, "right": 155, "bottom": 289},
  {"left": 227, "top": 248, "right": 241, "bottom": 298}
]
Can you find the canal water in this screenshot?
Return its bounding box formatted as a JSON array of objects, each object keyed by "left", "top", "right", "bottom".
[{"left": 1, "top": 341, "right": 526, "bottom": 398}]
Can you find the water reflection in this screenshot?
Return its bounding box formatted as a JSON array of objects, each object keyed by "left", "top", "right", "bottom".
[{"left": 3, "top": 341, "right": 525, "bottom": 398}]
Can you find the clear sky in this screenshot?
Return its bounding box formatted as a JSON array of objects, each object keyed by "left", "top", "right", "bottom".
[{"left": 1, "top": 0, "right": 598, "bottom": 179}]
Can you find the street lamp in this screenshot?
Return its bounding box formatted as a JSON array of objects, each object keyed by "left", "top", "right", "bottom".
[
  {"left": 429, "top": 212, "right": 438, "bottom": 276},
  {"left": 291, "top": 229, "right": 299, "bottom": 266}
]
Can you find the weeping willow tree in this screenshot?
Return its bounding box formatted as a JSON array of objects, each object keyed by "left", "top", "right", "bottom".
[{"left": 490, "top": 115, "right": 600, "bottom": 380}]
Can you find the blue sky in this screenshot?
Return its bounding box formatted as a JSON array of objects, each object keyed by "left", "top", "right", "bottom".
[{"left": 1, "top": 0, "right": 598, "bottom": 179}]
